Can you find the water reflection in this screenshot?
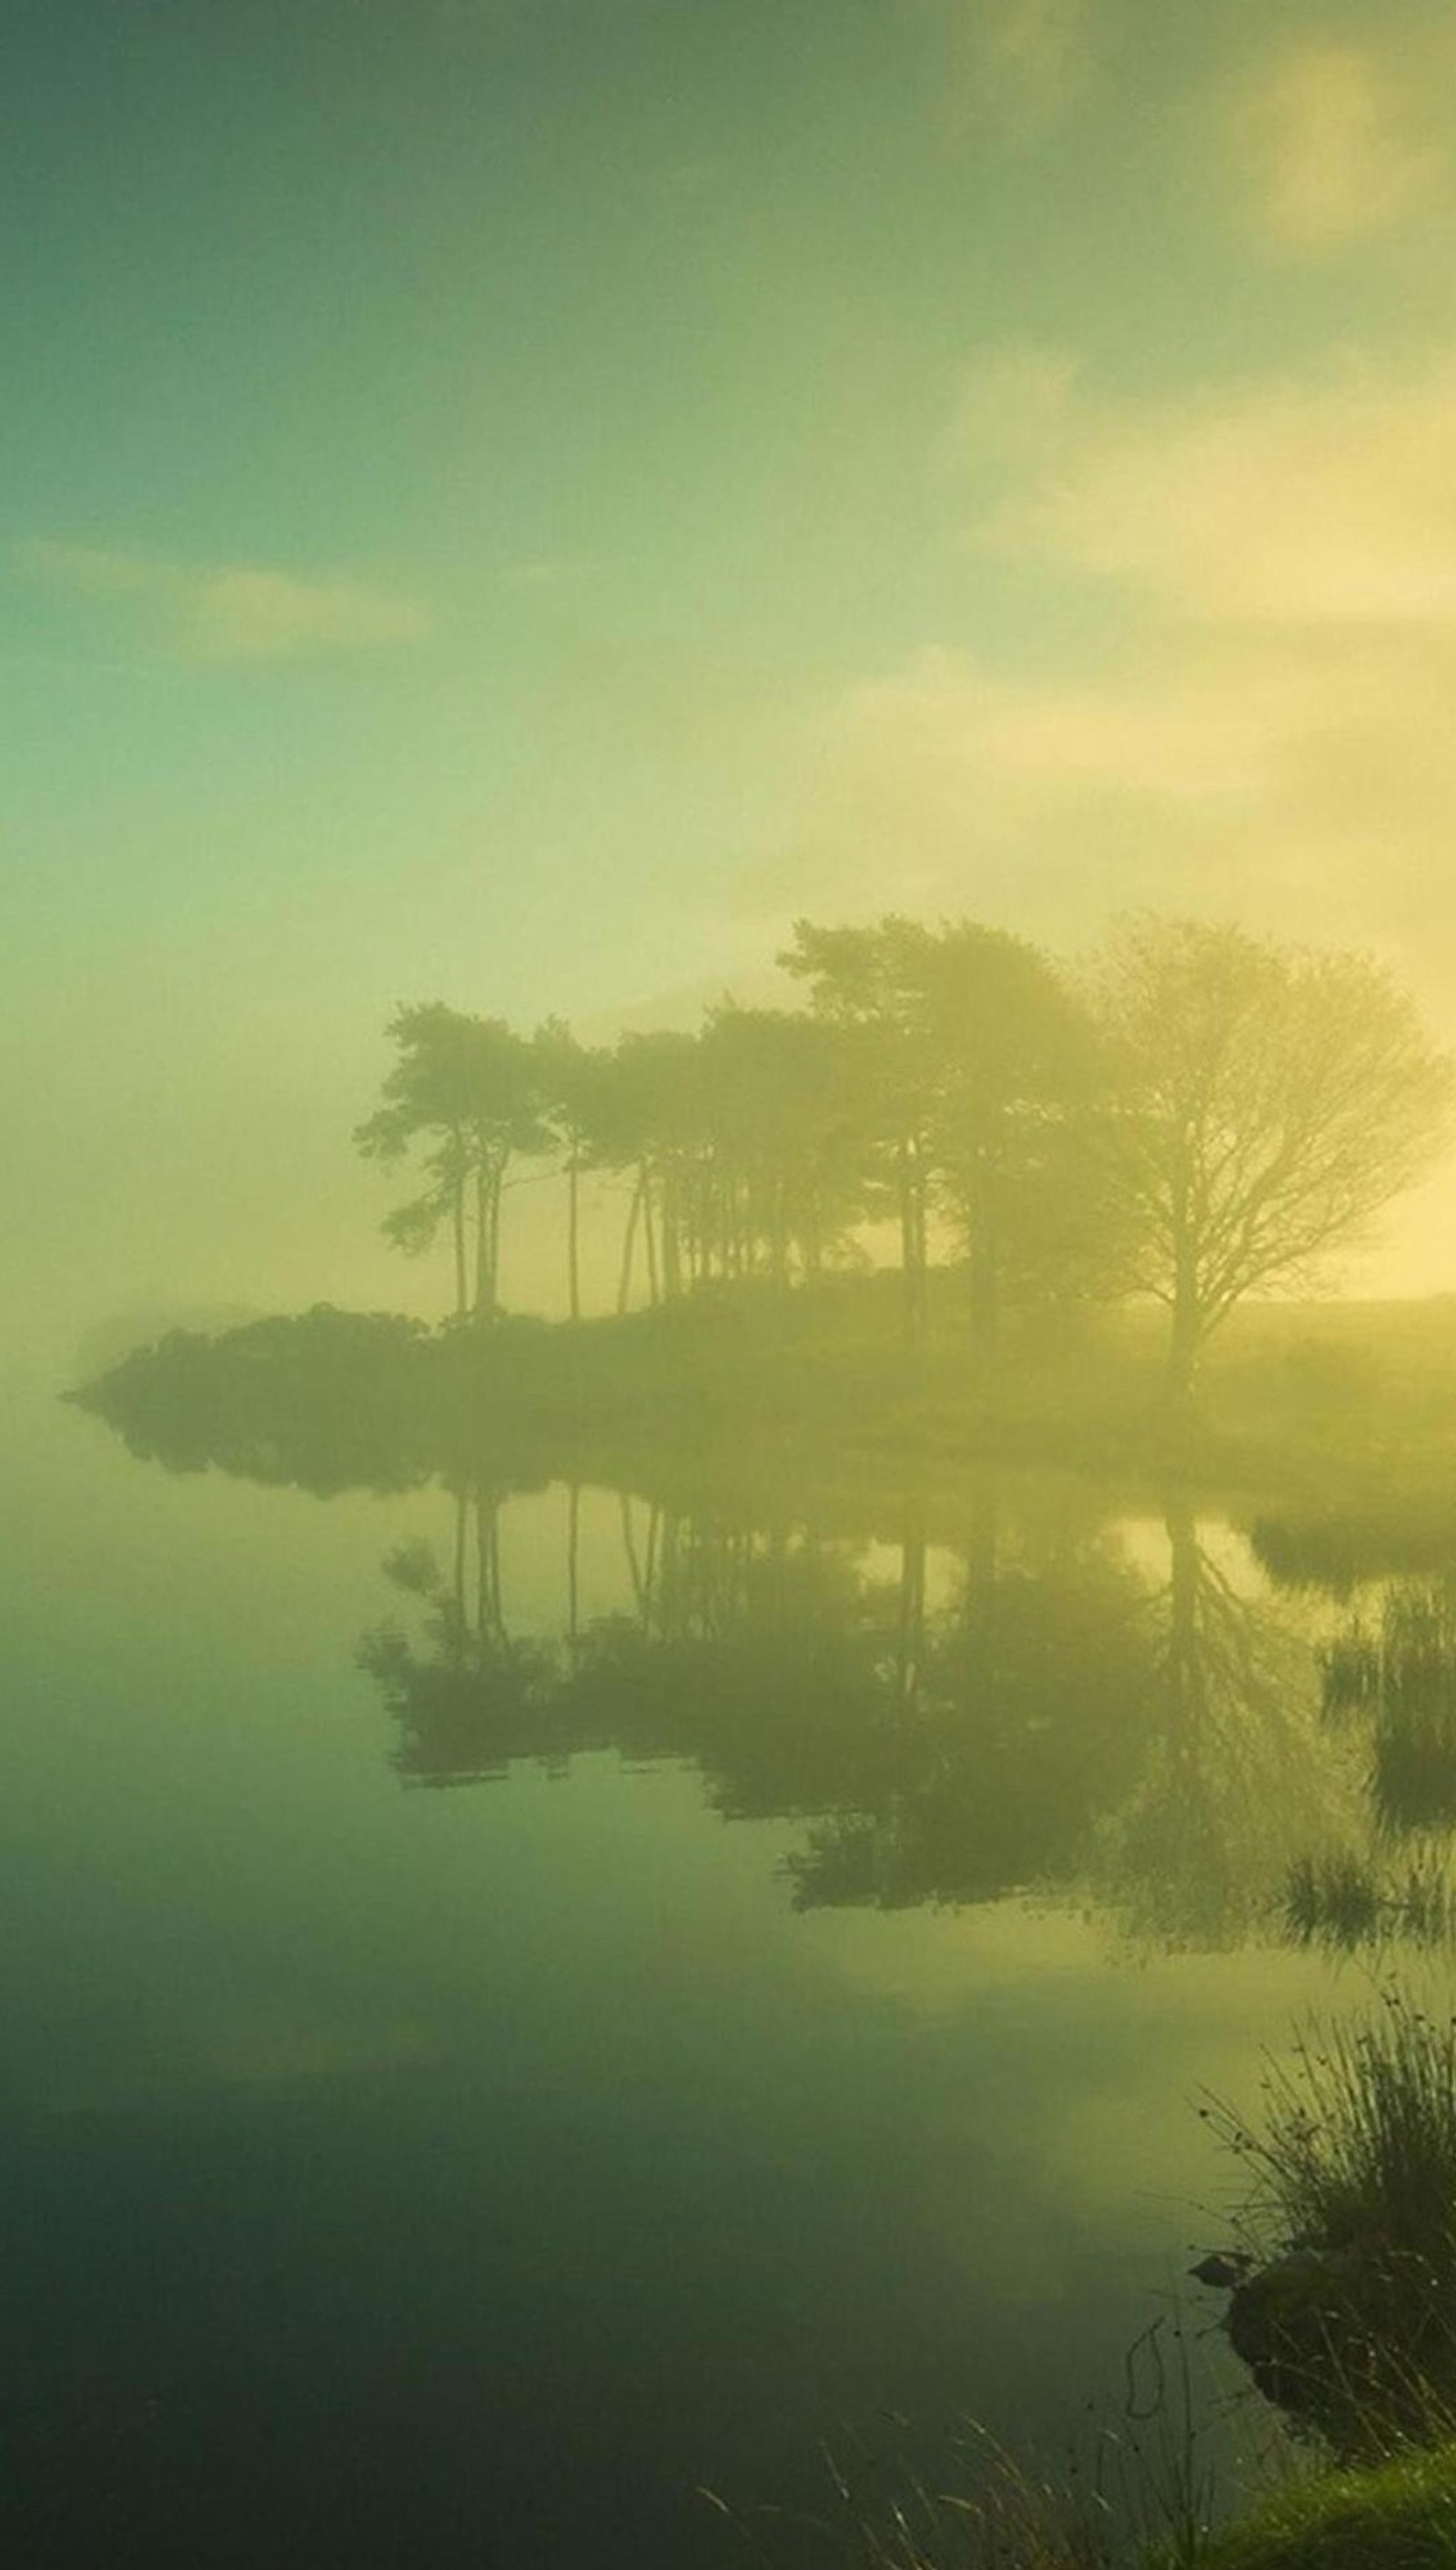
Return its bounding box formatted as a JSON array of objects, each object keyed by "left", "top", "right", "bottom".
[
  {"left": 1255, "top": 1508, "right": 1456, "bottom": 1954},
  {"left": 349, "top": 1472, "right": 1377, "bottom": 1953},
  {"left": 1089, "top": 1501, "right": 1354, "bottom": 1951},
  {"left": 75, "top": 1343, "right": 1456, "bottom": 1958}
]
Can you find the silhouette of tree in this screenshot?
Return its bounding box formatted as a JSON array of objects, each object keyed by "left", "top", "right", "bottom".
[
  {"left": 694, "top": 1006, "right": 870, "bottom": 1287},
  {"left": 357, "top": 1006, "right": 551, "bottom": 1320},
  {"left": 1092, "top": 919, "right": 1453, "bottom": 1399},
  {"left": 71, "top": 1307, "right": 436, "bottom": 1493},
  {"left": 592, "top": 1031, "right": 703, "bottom": 1309},
  {"left": 781, "top": 915, "right": 1111, "bottom": 1348},
  {"left": 532, "top": 1022, "right": 616, "bottom": 1322},
  {"left": 910, "top": 923, "right": 1109, "bottom": 1352},
  {"left": 779, "top": 916, "right": 940, "bottom": 1331}
]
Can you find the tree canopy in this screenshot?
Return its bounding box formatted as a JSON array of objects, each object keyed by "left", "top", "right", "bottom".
[
  {"left": 354, "top": 913, "right": 1453, "bottom": 1385},
  {"left": 1092, "top": 918, "right": 1454, "bottom": 1393}
]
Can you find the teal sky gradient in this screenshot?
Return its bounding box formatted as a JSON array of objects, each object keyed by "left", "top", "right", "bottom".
[{"left": 10, "top": 0, "right": 1456, "bottom": 1352}]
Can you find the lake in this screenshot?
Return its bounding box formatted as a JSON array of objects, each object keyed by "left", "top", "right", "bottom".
[{"left": 3, "top": 1366, "right": 1431, "bottom": 2566}]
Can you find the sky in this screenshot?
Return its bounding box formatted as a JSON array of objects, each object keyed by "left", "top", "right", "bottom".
[{"left": 9, "top": 0, "right": 1456, "bottom": 1360}]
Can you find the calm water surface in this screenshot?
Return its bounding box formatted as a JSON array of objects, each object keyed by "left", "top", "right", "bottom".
[{"left": 2, "top": 1373, "right": 1417, "bottom": 2566}]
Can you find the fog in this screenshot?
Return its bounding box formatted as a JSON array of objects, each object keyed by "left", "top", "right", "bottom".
[
  {"left": 14, "top": 7, "right": 1456, "bottom": 2563},
  {"left": 10, "top": 0, "right": 1456, "bottom": 1376}
]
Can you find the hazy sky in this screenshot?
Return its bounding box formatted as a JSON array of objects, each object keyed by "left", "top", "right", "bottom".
[{"left": 10, "top": 0, "right": 1456, "bottom": 1355}]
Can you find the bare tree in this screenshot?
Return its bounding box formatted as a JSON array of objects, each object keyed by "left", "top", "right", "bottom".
[{"left": 1094, "top": 917, "right": 1453, "bottom": 1397}]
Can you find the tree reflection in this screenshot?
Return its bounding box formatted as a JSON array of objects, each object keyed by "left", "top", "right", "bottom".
[
  {"left": 76, "top": 1327, "right": 1415, "bottom": 1954},
  {"left": 356, "top": 1476, "right": 1365, "bottom": 1949},
  {"left": 1089, "top": 1503, "right": 1358, "bottom": 1949},
  {"left": 359, "top": 1481, "right": 559, "bottom": 1785},
  {"left": 784, "top": 1496, "right": 1154, "bottom": 1910}
]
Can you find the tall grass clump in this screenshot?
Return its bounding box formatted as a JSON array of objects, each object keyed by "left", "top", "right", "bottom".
[
  {"left": 1207, "top": 1988, "right": 1456, "bottom": 2444},
  {"left": 1236, "top": 1992, "right": 1456, "bottom": 2261},
  {"left": 708, "top": 2318, "right": 1225, "bottom": 2570}
]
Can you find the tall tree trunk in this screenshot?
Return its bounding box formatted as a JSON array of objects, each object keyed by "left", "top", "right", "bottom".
[
  {"left": 487, "top": 1162, "right": 505, "bottom": 1316},
  {"left": 473, "top": 1159, "right": 491, "bottom": 1320},
  {"left": 1168, "top": 1238, "right": 1202, "bottom": 1403},
  {"left": 642, "top": 1163, "right": 660, "bottom": 1306},
  {"left": 661, "top": 1167, "right": 682, "bottom": 1300},
  {"left": 472, "top": 1148, "right": 505, "bottom": 1324},
  {"left": 567, "top": 1145, "right": 581, "bottom": 1323},
  {"left": 567, "top": 1480, "right": 581, "bottom": 1647},
  {"left": 912, "top": 1140, "right": 929, "bottom": 1331},
  {"left": 897, "top": 1136, "right": 921, "bottom": 1339},
  {"left": 1167, "top": 1149, "right": 1200, "bottom": 1401},
  {"left": 1167, "top": 1294, "right": 1201, "bottom": 1402},
  {"left": 452, "top": 1170, "right": 468, "bottom": 1320},
  {"left": 617, "top": 1170, "right": 643, "bottom": 1315},
  {"left": 966, "top": 1137, "right": 1000, "bottom": 1360}
]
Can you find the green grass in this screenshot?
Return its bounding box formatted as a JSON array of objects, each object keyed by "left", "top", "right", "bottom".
[
  {"left": 820, "top": 2443, "right": 1456, "bottom": 2569},
  {"left": 1189, "top": 2444, "right": 1456, "bottom": 2568}
]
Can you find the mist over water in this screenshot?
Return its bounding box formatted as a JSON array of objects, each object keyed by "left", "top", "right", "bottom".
[
  {"left": 15, "top": 906, "right": 1456, "bottom": 2563},
  {"left": 16, "top": 0, "right": 1456, "bottom": 2558},
  {"left": 5, "top": 1283, "right": 1453, "bottom": 2562}
]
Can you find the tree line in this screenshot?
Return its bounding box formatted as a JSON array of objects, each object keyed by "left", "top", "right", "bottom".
[{"left": 356, "top": 912, "right": 1454, "bottom": 1396}]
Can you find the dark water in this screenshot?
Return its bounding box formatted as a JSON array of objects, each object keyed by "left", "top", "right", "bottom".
[{"left": 3, "top": 1374, "right": 1432, "bottom": 2566}]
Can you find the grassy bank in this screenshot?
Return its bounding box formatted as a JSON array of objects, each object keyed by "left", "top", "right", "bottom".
[
  {"left": 1181, "top": 2000, "right": 1456, "bottom": 2566},
  {"left": 834, "top": 2444, "right": 1456, "bottom": 2570},
  {"left": 1190, "top": 2444, "right": 1456, "bottom": 2568}
]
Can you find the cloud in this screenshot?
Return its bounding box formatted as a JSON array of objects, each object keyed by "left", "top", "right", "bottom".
[
  {"left": 969, "top": 349, "right": 1456, "bottom": 624},
  {"left": 765, "top": 630, "right": 1456, "bottom": 1006},
  {"left": 187, "top": 567, "right": 430, "bottom": 659},
  {"left": 18, "top": 541, "right": 432, "bottom": 661},
  {"left": 1230, "top": 38, "right": 1444, "bottom": 253},
  {"left": 755, "top": 339, "right": 1456, "bottom": 980}
]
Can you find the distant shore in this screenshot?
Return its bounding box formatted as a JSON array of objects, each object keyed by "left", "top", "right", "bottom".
[{"left": 69, "top": 1277, "right": 1456, "bottom": 1533}]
